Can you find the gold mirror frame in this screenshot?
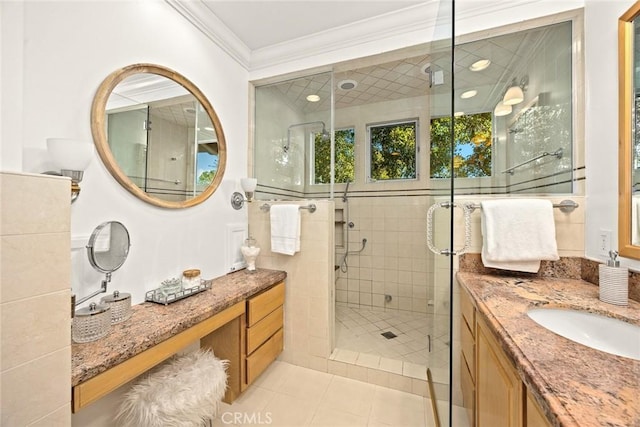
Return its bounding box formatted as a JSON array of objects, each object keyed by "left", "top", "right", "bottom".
[
  {"left": 619, "top": 3, "right": 640, "bottom": 259},
  {"left": 91, "top": 64, "right": 227, "bottom": 209}
]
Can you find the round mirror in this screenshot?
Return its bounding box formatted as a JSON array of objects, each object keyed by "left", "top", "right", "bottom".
[
  {"left": 86, "top": 221, "right": 131, "bottom": 273},
  {"left": 91, "top": 64, "right": 227, "bottom": 208}
]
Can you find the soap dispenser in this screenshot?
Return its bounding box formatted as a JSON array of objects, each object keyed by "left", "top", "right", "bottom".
[{"left": 599, "top": 250, "right": 628, "bottom": 306}]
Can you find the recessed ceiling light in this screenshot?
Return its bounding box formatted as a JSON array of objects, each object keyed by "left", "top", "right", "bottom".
[
  {"left": 454, "top": 111, "right": 465, "bottom": 117},
  {"left": 460, "top": 90, "right": 478, "bottom": 99},
  {"left": 469, "top": 59, "right": 491, "bottom": 71},
  {"left": 337, "top": 79, "right": 358, "bottom": 91},
  {"left": 306, "top": 94, "right": 320, "bottom": 102},
  {"left": 183, "top": 107, "right": 196, "bottom": 114}
]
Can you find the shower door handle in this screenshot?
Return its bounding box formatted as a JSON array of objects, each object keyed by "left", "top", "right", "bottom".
[{"left": 426, "top": 201, "right": 471, "bottom": 256}]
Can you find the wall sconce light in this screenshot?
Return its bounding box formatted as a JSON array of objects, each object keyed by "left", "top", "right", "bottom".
[
  {"left": 502, "top": 76, "right": 528, "bottom": 106},
  {"left": 494, "top": 102, "right": 513, "bottom": 117},
  {"left": 231, "top": 178, "right": 258, "bottom": 210},
  {"left": 45, "top": 138, "right": 94, "bottom": 203}
]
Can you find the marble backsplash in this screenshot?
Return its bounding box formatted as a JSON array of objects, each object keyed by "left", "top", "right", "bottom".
[{"left": 458, "top": 254, "right": 640, "bottom": 303}]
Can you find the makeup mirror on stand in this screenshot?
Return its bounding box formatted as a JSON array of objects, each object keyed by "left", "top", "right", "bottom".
[{"left": 74, "top": 221, "right": 131, "bottom": 306}]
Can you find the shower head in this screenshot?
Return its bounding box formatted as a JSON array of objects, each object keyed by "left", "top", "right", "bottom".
[
  {"left": 318, "top": 128, "right": 330, "bottom": 142},
  {"left": 284, "top": 121, "right": 329, "bottom": 152}
]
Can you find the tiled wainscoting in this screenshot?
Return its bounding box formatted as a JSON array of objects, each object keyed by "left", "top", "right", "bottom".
[{"left": 0, "top": 172, "right": 71, "bottom": 426}]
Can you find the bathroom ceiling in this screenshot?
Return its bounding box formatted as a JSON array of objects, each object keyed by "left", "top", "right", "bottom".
[
  {"left": 263, "top": 27, "right": 547, "bottom": 116},
  {"left": 179, "top": 2, "right": 565, "bottom": 116},
  {"left": 201, "top": 1, "right": 424, "bottom": 50}
]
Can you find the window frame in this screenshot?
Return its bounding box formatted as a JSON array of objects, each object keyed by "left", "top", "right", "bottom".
[
  {"left": 310, "top": 126, "right": 356, "bottom": 185},
  {"left": 366, "top": 118, "right": 419, "bottom": 183},
  {"left": 429, "top": 111, "right": 494, "bottom": 180}
]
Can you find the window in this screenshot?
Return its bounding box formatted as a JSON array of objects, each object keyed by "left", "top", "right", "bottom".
[
  {"left": 313, "top": 128, "right": 355, "bottom": 184},
  {"left": 430, "top": 112, "right": 492, "bottom": 178},
  {"left": 196, "top": 147, "right": 219, "bottom": 187},
  {"left": 368, "top": 120, "right": 418, "bottom": 181}
]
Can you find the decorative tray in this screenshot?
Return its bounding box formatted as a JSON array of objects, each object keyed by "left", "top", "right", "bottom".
[{"left": 145, "top": 279, "right": 212, "bottom": 305}]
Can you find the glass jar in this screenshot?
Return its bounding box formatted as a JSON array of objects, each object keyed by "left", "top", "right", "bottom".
[
  {"left": 241, "top": 236, "right": 260, "bottom": 272},
  {"left": 159, "top": 277, "right": 182, "bottom": 296},
  {"left": 182, "top": 269, "right": 201, "bottom": 289},
  {"left": 100, "top": 290, "right": 132, "bottom": 324},
  {"left": 72, "top": 302, "right": 111, "bottom": 343}
]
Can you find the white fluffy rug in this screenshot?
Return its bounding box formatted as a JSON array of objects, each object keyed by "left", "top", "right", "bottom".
[{"left": 116, "top": 350, "right": 229, "bottom": 427}]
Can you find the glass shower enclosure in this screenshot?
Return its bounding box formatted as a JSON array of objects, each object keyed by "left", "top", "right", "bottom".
[
  {"left": 250, "top": 0, "right": 579, "bottom": 424},
  {"left": 251, "top": 1, "right": 456, "bottom": 424}
]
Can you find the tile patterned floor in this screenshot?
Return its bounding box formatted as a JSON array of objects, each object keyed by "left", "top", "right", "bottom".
[
  {"left": 214, "top": 361, "right": 469, "bottom": 427},
  {"left": 70, "top": 359, "right": 468, "bottom": 427},
  {"left": 335, "top": 304, "right": 450, "bottom": 383}
]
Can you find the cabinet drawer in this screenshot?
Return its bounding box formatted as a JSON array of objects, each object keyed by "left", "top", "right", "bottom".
[
  {"left": 461, "top": 319, "right": 475, "bottom": 382},
  {"left": 460, "top": 289, "right": 475, "bottom": 335},
  {"left": 247, "top": 305, "right": 283, "bottom": 354},
  {"left": 460, "top": 355, "right": 475, "bottom": 427},
  {"left": 247, "top": 282, "right": 285, "bottom": 327},
  {"left": 246, "top": 328, "right": 283, "bottom": 385}
]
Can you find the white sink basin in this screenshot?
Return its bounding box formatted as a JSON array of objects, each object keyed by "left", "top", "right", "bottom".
[{"left": 527, "top": 308, "right": 640, "bottom": 360}]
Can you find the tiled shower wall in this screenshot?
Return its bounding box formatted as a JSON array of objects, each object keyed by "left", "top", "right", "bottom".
[{"left": 335, "top": 195, "right": 435, "bottom": 314}]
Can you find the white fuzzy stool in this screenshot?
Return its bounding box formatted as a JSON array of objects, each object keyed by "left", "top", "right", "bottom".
[{"left": 116, "top": 350, "right": 228, "bottom": 427}]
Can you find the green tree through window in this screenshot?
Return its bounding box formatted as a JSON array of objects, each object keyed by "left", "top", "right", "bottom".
[
  {"left": 314, "top": 128, "right": 355, "bottom": 184},
  {"left": 369, "top": 120, "right": 417, "bottom": 180},
  {"left": 430, "top": 112, "right": 492, "bottom": 178}
]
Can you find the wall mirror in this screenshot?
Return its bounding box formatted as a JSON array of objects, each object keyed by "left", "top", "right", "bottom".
[
  {"left": 91, "top": 64, "right": 227, "bottom": 208},
  {"left": 619, "top": 1, "right": 640, "bottom": 259}
]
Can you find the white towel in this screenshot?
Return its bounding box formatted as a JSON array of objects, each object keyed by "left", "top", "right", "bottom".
[
  {"left": 270, "top": 205, "right": 301, "bottom": 256},
  {"left": 481, "top": 199, "right": 559, "bottom": 273}
]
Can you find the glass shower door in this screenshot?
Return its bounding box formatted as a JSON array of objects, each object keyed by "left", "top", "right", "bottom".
[
  {"left": 106, "top": 105, "right": 149, "bottom": 191},
  {"left": 425, "top": 0, "right": 456, "bottom": 425}
]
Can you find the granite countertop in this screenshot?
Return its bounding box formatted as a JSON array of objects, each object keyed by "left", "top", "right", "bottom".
[
  {"left": 72, "top": 268, "right": 286, "bottom": 386},
  {"left": 457, "top": 272, "right": 640, "bottom": 427}
]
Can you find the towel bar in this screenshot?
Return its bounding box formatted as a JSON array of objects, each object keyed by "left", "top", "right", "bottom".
[
  {"left": 259, "top": 203, "right": 316, "bottom": 213},
  {"left": 464, "top": 199, "right": 579, "bottom": 214},
  {"left": 501, "top": 148, "right": 563, "bottom": 175}
]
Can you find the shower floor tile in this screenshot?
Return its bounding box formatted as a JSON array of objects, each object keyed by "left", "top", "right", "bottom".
[{"left": 335, "top": 304, "right": 449, "bottom": 370}]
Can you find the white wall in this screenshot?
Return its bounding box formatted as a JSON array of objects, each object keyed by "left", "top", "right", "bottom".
[
  {"left": 583, "top": 0, "right": 640, "bottom": 269},
  {"left": 1, "top": 1, "right": 250, "bottom": 306}
]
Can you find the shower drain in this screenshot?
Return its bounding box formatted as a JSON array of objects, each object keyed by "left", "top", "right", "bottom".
[{"left": 381, "top": 331, "right": 397, "bottom": 339}]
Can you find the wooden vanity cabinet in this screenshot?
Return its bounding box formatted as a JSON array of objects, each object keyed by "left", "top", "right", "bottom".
[
  {"left": 460, "top": 288, "right": 476, "bottom": 426},
  {"left": 476, "top": 315, "right": 523, "bottom": 427},
  {"left": 526, "top": 390, "right": 552, "bottom": 427},
  {"left": 460, "top": 288, "right": 550, "bottom": 427},
  {"left": 244, "top": 281, "right": 285, "bottom": 387}
]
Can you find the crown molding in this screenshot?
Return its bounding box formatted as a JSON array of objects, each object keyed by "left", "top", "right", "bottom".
[
  {"left": 165, "top": 0, "right": 444, "bottom": 72},
  {"left": 164, "top": 0, "right": 251, "bottom": 69},
  {"left": 165, "top": 0, "right": 584, "bottom": 74},
  {"left": 249, "top": 2, "right": 443, "bottom": 71}
]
